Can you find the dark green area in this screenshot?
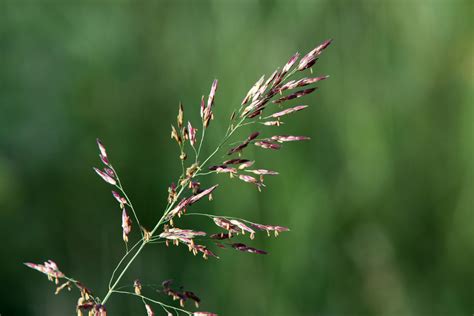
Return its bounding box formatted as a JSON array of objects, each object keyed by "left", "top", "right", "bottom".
[{"left": 1, "top": 1, "right": 473, "bottom": 315}]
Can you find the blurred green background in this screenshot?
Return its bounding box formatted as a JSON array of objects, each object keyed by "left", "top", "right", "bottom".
[{"left": 1, "top": 1, "right": 473, "bottom": 315}]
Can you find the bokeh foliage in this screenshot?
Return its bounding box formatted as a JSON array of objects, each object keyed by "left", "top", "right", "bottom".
[{"left": 1, "top": 1, "right": 473, "bottom": 315}]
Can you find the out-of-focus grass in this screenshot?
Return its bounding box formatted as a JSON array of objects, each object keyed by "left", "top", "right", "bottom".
[{"left": 0, "top": 1, "right": 472, "bottom": 315}]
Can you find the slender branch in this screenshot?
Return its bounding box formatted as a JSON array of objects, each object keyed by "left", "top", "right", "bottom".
[
  {"left": 112, "top": 168, "right": 143, "bottom": 238},
  {"left": 108, "top": 239, "right": 142, "bottom": 289},
  {"left": 101, "top": 184, "right": 188, "bottom": 305},
  {"left": 196, "top": 125, "right": 207, "bottom": 162},
  {"left": 112, "top": 290, "right": 192, "bottom": 315}
]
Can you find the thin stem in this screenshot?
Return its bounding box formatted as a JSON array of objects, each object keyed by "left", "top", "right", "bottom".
[
  {"left": 108, "top": 239, "right": 142, "bottom": 289},
  {"left": 112, "top": 290, "right": 192, "bottom": 315},
  {"left": 102, "top": 241, "right": 147, "bottom": 304},
  {"left": 185, "top": 212, "right": 269, "bottom": 228},
  {"left": 199, "top": 117, "right": 246, "bottom": 169},
  {"left": 196, "top": 126, "right": 207, "bottom": 161},
  {"left": 101, "top": 184, "right": 188, "bottom": 305},
  {"left": 112, "top": 169, "right": 143, "bottom": 238},
  {"left": 194, "top": 170, "right": 216, "bottom": 177}
]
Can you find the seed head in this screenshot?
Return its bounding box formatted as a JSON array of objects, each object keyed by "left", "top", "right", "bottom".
[
  {"left": 208, "top": 79, "right": 218, "bottom": 109},
  {"left": 122, "top": 209, "right": 132, "bottom": 242},
  {"left": 262, "top": 121, "right": 284, "bottom": 126},
  {"left": 177, "top": 102, "right": 184, "bottom": 128},
  {"left": 24, "top": 260, "right": 65, "bottom": 281},
  {"left": 246, "top": 169, "right": 279, "bottom": 176},
  {"left": 187, "top": 121, "right": 197, "bottom": 147},
  {"left": 242, "top": 75, "right": 265, "bottom": 105},
  {"left": 96, "top": 138, "right": 110, "bottom": 166},
  {"left": 111, "top": 191, "right": 127, "bottom": 208},
  {"left": 134, "top": 279, "right": 142, "bottom": 295},
  {"left": 171, "top": 125, "right": 182, "bottom": 145},
  {"left": 272, "top": 87, "right": 317, "bottom": 104},
  {"left": 188, "top": 184, "right": 218, "bottom": 204},
  {"left": 145, "top": 304, "right": 155, "bottom": 316},
  {"left": 232, "top": 243, "right": 267, "bottom": 255},
  {"left": 210, "top": 232, "right": 233, "bottom": 240},
  {"left": 270, "top": 105, "right": 308, "bottom": 118},
  {"left": 271, "top": 135, "right": 310, "bottom": 143},
  {"left": 254, "top": 140, "right": 281, "bottom": 150},
  {"left": 229, "top": 219, "right": 255, "bottom": 238},
  {"left": 93, "top": 168, "right": 116, "bottom": 185},
  {"left": 298, "top": 39, "right": 332, "bottom": 71},
  {"left": 55, "top": 281, "right": 71, "bottom": 295},
  {"left": 281, "top": 52, "right": 300, "bottom": 75}
]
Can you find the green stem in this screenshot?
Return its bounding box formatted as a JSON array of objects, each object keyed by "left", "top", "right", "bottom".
[
  {"left": 112, "top": 168, "right": 143, "bottom": 238},
  {"left": 112, "top": 290, "right": 192, "bottom": 315},
  {"left": 196, "top": 125, "right": 206, "bottom": 162},
  {"left": 108, "top": 239, "right": 142, "bottom": 289},
  {"left": 101, "top": 184, "right": 187, "bottom": 305}
]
